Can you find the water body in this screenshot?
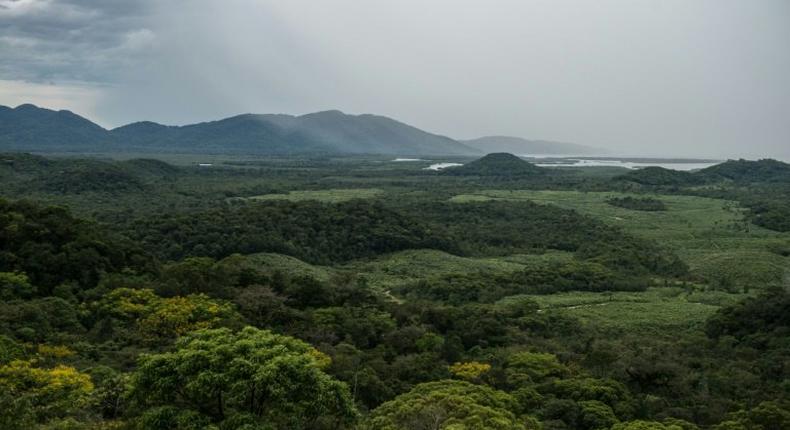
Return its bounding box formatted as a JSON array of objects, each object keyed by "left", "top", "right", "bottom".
[
  {"left": 424, "top": 162, "right": 463, "bottom": 171},
  {"left": 530, "top": 158, "right": 720, "bottom": 171},
  {"left": 418, "top": 157, "right": 720, "bottom": 171}
]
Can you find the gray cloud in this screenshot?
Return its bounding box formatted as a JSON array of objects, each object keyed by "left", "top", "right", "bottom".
[
  {"left": 1, "top": 0, "right": 789, "bottom": 159},
  {"left": 0, "top": 0, "right": 155, "bottom": 82}
]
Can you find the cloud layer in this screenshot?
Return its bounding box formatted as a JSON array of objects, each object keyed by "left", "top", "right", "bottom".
[{"left": 1, "top": 0, "right": 789, "bottom": 158}]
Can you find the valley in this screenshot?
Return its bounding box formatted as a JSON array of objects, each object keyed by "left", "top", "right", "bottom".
[{"left": 1, "top": 149, "right": 788, "bottom": 429}]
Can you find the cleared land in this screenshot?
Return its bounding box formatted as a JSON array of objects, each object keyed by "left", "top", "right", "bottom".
[{"left": 500, "top": 287, "right": 743, "bottom": 334}]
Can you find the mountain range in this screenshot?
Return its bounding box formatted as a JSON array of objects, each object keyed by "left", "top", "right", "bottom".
[{"left": 0, "top": 104, "right": 595, "bottom": 156}]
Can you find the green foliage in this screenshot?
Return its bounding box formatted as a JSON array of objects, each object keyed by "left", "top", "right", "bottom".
[
  {"left": 0, "top": 359, "right": 94, "bottom": 429},
  {"left": 127, "top": 200, "right": 451, "bottom": 264},
  {"left": 542, "top": 378, "right": 631, "bottom": 408},
  {"left": 705, "top": 289, "right": 790, "bottom": 347},
  {"left": 505, "top": 352, "right": 568, "bottom": 386},
  {"left": 313, "top": 306, "right": 397, "bottom": 348},
  {"left": 365, "top": 379, "right": 527, "bottom": 430},
  {"left": 579, "top": 400, "right": 620, "bottom": 430},
  {"left": 0, "top": 334, "right": 25, "bottom": 364},
  {"left": 611, "top": 420, "right": 683, "bottom": 430},
  {"left": 712, "top": 401, "right": 790, "bottom": 430},
  {"left": 395, "top": 259, "right": 649, "bottom": 305},
  {"left": 90, "top": 288, "right": 240, "bottom": 344},
  {"left": 0, "top": 271, "right": 34, "bottom": 299},
  {"left": 130, "top": 326, "right": 357, "bottom": 429},
  {"left": 0, "top": 199, "right": 152, "bottom": 292},
  {"left": 0, "top": 297, "right": 84, "bottom": 342}
]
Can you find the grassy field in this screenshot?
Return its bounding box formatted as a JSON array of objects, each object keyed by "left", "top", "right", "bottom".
[
  {"left": 451, "top": 190, "right": 790, "bottom": 288},
  {"left": 500, "top": 287, "right": 744, "bottom": 334},
  {"left": 343, "top": 249, "right": 575, "bottom": 289},
  {"left": 239, "top": 188, "right": 385, "bottom": 203}
]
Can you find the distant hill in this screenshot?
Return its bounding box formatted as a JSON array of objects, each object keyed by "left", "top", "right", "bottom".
[
  {"left": 0, "top": 153, "right": 180, "bottom": 194},
  {"left": 614, "top": 159, "right": 790, "bottom": 186},
  {"left": 697, "top": 159, "right": 790, "bottom": 183},
  {"left": 462, "top": 135, "right": 600, "bottom": 155},
  {"left": 0, "top": 104, "right": 479, "bottom": 156},
  {"left": 614, "top": 166, "right": 698, "bottom": 186},
  {"left": 442, "top": 153, "right": 546, "bottom": 176},
  {"left": 0, "top": 104, "right": 110, "bottom": 151}
]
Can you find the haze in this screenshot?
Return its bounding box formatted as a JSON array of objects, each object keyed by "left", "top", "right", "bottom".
[{"left": 1, "top": 0, "right": 788, "bottom": 159}]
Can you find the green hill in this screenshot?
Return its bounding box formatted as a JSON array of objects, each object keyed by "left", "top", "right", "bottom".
[
  {"left": 442, "top": 153, "right": 546, "bottom": 176},
  {"left": 697, "top": 159, "right": 790, "bottom": 183},
  {"left": 0, "top": 153, "right": 180, "bottom": 194},
  {"left": 614, "top": 159, "right": 790, "bottom": 187},
  {"left": 614, "top": 166, "right": 697, "bottom": 186}
]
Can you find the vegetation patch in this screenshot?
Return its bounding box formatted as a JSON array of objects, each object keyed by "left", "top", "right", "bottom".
[
  {"left": 502, "top": 287, "right": 743, "bottom": 334},
  {"left": 606, "top": 196, "right": 667, "bottom": 211},
  {"left": 242, "top": 188, "right": 384, "bottom": 203}
]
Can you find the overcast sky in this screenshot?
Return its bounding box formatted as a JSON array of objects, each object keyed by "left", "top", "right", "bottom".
[{"left": 1, "top": 0, "right": 788, "bottom": 158}]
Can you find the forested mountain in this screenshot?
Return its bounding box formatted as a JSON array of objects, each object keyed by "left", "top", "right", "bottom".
[
  {"left": 463, "top": 135, "right": 600, "bottom": 155},
  {"left": 0, "top": 104, "right": 109, "bottom": 151},
  {"left": 0, "top": 104, "right": 478, "bottom": 156},
  {"left": 442, "top": 152, "right": 547, "bottom": 176}
]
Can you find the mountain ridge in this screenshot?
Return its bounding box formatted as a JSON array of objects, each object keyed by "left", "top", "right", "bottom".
[
  {"left": 1, "top": 104, "right": 591, "bottom": 157},
  {"left": 1, "top": 104, "right": 482, "bottom": 156}
]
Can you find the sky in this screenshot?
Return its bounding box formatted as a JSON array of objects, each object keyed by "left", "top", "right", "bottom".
[{"left": 1, "top": 0, "right": 788, "bottom": 158}]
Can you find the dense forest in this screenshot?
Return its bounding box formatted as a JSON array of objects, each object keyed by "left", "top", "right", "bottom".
[{"left": 0, "top": 153, "right": 788, "bottom": 429}]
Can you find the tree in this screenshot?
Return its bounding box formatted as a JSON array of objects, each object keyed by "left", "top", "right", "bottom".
[
  {"left": 365, "top": 379, "right": 529, "bottom": 430},
  {"left": 578, "top": 400, "right": 619, "bottom": 430},
  {"left": 505, "top": 352, "right": 568, "bottom": 387},
  {"left": 130, "top": 326, "right": 357, "bottom": 429},
  {"left": 0, "top": 359, "right": 94, "bottom": 429},
  {"left": 90, "top": 288, "right": 239, "bottom": 344},
  {"left": 712, "top": 401, "right": 790, "bottom": 430},
  {"left": 0, "top": 271, "right": 35, "bottom": 299},
  {"left": 449, "top": 361, "right": 492, "bottom": 382}
]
